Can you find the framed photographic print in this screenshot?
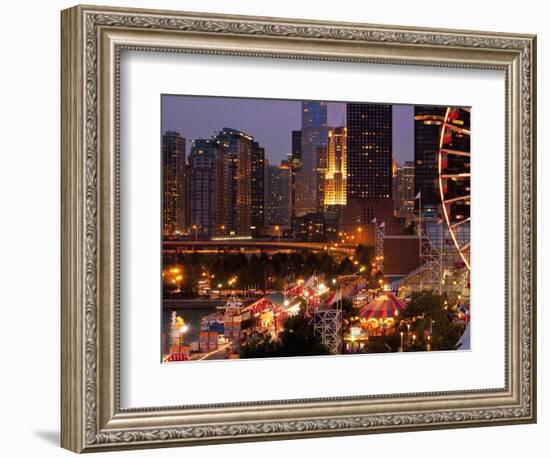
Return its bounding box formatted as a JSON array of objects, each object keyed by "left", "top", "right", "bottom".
[{"left": 61, "top": 4, "right": 537, "bottom": 453}]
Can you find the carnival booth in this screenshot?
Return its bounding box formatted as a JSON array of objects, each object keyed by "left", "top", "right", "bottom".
[{"left": 358, "top": 292, "right": 407, "bottom": 336}]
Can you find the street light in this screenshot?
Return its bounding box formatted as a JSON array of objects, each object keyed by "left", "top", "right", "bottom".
[
  {"left": 400, "top": 331, "right": 404, "bottom": 352},
  {"left": 164, "top": 265, "right": 184, "bottom": 293},
  {"left": 192, "top": 224, "right": 198, "bottom": 241},
  {"left": 179, "top": 324, "right": 189, "bottom": 353},
  {"left": 275, "top": 225, "right": 280, "bottom": 242}
]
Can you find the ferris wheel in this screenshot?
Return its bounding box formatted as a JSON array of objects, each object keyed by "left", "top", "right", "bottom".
[{"left": 437, "top": 107, "right": 471, "bottom": 271}]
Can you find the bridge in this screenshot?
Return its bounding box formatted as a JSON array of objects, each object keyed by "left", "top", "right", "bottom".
[{"left": 163, "top": 240, "right": 356, "bottom": 257}]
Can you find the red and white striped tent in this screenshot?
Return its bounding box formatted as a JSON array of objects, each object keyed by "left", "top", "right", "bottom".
[
  {"left": 163, "top": 353, "right": 190, "bottom": 362},
  {"left": 358, "top": 293, "right": 407, "bottom": 320},
  {"left": 242, "top": 298, "right": 273, "bottom": 316}
]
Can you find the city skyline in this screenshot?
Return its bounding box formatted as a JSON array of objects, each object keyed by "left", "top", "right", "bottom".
[
  {"left": 161, "top": 95, "right": 414, "bottom": 165},
  {"left": 161, "top": 98, "right": 471, "bottom": 363}
]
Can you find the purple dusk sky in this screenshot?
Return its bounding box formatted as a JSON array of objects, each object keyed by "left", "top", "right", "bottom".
[{"left": 161, "top": 95, "right": 414, "bottom": 165}]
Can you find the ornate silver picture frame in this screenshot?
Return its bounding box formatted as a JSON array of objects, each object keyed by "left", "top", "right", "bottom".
[{"left": 61, "top": 4, "right": 536, "bottom": 453}]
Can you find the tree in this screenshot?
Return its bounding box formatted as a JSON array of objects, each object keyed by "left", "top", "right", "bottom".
[
  {"left": 304, "top": 252, "right": 318, "bottom": 275},
  {"left": 355, "top": 244, "right": 374, "bottom": 268},
  {"left": 400, "top": 290, "right": 444, "bottom": 318},
  {"left": 318, "top": 252, "right": 336, "bottom": 276},
  {"left": 337, "top": 257, "right": 355, "bottom": 275},
  {"left": 240, "top": 334, "right": 281, "bottom": 358},
  {"left": 289, "top": 252, "right": 305, "bottom": 272},
  {"left": 396, "top": 290, "right": 463, "bottom": 351},
  {"left": 241, "top": 311, "right": 330, "bottom": 359},
  {"left": 278, "top": 312, "right": 329, "bottom": 357}
]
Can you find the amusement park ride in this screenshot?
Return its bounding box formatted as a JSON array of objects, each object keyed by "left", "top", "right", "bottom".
[
  {"left": 438, "top": 106, "right": 471, "bottom": 272},
  {"left": 376, "top": 106, "right": 471, "bottom": 297}
]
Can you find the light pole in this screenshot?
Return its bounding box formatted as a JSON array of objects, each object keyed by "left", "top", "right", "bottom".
[
  {"left": 192, "top": 224, "right": 198, "bottom": 241},
  {"left": 164, "top": 266, "right": 183, "bottom": 294},
  {"left": 400, "top": 331, "right": 404, "bottom": 352},
  {"left": 179, "top": 324, "right": 189, "bottom": 353},
  {"left": 275, "top": 225, "right": 280, "bottom": 242}
]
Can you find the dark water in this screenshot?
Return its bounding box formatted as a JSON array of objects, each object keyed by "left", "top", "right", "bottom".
[{"left": 162, "top": 305, "right": 218, "bottom": 344}]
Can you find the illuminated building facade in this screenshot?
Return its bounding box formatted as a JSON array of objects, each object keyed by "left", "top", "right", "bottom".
[
  {"left": 324, "top": 126, "right": 347, "bottom": 206},
  {"left": 162, "top": 131, "right": 187, "bottom": 235},
  {"left": 215, "top": 128, "right": 254, "bottom": 236},
  {"left": 188, "top": 139, "right": 218, "bottom": 236},
  {"left": 344, "top": 104, "right": 395, "bottom": 233},
  {"left": 316, "top": 145, "right": 327, "bottom": 211},
  {"left": 291, "top": 212, "right": 338, "bottom": 242},
  {"left": 414, "top": 107, "right": 446, "bottom": 217},
  {"left": 401, "top": 161, "right": 415, "bottom": 216},
  {"left": 266, "top": 163, "right": 291, "bottom": 227},
  {"left": 290, "top": 130, "right": 302, "bottom": 218},
  {"left": 346, "top": 103, "right": 392, "bottom": 200},
  {"left": 393, "top": 160, "right": 415, "bottom": 220},
  {"left": 294, "top": 101, "right": 328, "bottom": 216},
  {"left": 251, "top": 141, "right": 266, "bottom": 233},
  {"left": 216, "top": 127, "right": 254, "bottom": 235}
]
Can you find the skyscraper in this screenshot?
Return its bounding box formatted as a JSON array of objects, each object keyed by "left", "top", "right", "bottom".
[
  {"left": 162, "top": 131, "right": 187, "bottom": 235},
  {"left": 251, "top": 141, "right": 266, "bottom": 233},
  {"left": 346, "top": 103, "right": 392, "bottom": 199},
  {"left": 414, "top": 106, "right": 447, "bottom": 217},
  {"left": 290, "top": 130, "right": 302, "bottom": 218},
  {"left": 215, "top": 128, "right": 254, "bottom": 236},
  {"left": 344, "top": 104, "right": 394, "bottom": 233},
  {"left": 266, "top": 163, "right": 291, "bottom": 227},
  {"left": 188, "top": 139, "right": 218, "bottom": 236},
  {"left": 324, "top": 126, "right": 347, "bottom": 206},
  {"left": 291, "top": 130, "right": 302, "bottom": 162},
  {"left": 402, "top": 161, "right": 415, "bottom": 217},
  {"left": 316, "top": 144, "right": 328, "bottom": 211},
  {"left": 294, "top": 101, "right": 327, "bottom": 216},
  {"left": 392, "top": 159, "right": 401, "bottom": 212},
  {"left": 393, "top": 160, "right": 415, "bottom": 221}
]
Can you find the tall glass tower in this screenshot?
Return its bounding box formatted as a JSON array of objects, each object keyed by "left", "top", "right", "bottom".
[
  {"left": 294, "top": 101, "right": 327, "bottom": 216},
  {"left": 413, "top": 106, "right": 447, "bottom": 217},
  {"left": 162, "top": 131, "right": 187, "bottom": 235},
  {"left": 346, "top": 103, "right": 392, "bottom": 200}
]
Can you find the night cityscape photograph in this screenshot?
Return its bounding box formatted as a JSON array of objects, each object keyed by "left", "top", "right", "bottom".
[{"left": 160, "top": 95, "right": 471, "bottom": 362}]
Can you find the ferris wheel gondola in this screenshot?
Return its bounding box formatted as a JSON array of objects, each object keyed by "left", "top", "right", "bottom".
[{"left": 438, "top": 107, "right": 471, "bottom": 271}]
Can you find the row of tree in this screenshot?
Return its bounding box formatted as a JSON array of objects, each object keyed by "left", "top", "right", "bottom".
[{"left": 163, "top": 245, "right": 376, "bottom": 297}]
